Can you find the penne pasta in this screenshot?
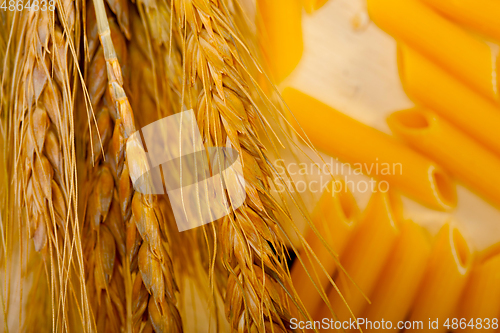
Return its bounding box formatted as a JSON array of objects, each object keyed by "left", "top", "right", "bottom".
[
  {"left": 301, "top": 0, "right": 329, "bottom": 14},
  {"left": 420, "top": 0, "right": 500, "bottom": 43},
  {"left": 257, "top": 0, "right": 303, "bottom": 83},
  {"left": 406, "top": 223, "right": 473, "bottom": 333},
  {"left": 398, "top": 45, "right": 500, "bottom": 156},
  {"left": 478, "top": 242, "right": 500, "bottom": 263},
  {"left": 457, "top": 252, "right": 500, "bottom": 333},
  {"left": 315, "top": 190, "right": 401, "bottom": 331},
  {"left": 367, "top": 0, "right": 499, "bottom": 101},
  {"left": 361, "top": 220, "right": 431, "bottom": 333},
  {"left": 282, "top": 87, "right": 457, "bottom": 211},
  {"left": 292, "top": 179, "right": 360, "bottom": 319},
  {"left": 388, "top": 108, "right": 500, "bottom": 208}
]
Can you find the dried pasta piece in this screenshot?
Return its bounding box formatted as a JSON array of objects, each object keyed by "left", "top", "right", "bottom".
[
  {"left": 406, "top": 223, "right": 473, "bottom": 333},
  {"left": 367, "top": 0, "right": 499, "bottom": 101},
  {"left": 316, "top": 190, "right": 401, "bottom": 328},
  {"left": 283, "top": 87, "right": 456, "bottom": 211},
  {"left": 456, "top": 252, "right": 500, "bottom": 333},
  {"left": 291, "top": 179, "right": 360, "bottom": 318},
  {"left": 388, "top": 108, "right": 500, "bottom": 208},
  {"left": 420, "top": 0, "right": 500, "bottom": 42},
  {"left": 362, "top": 220, "right": 431, "bottom": 333},
  {"left": 257, "top": 0, "right": 304, "bottom": 82},
  {"left": 301, "top": 0, "right": 330, "bottom": 14},
  {"left": 398, "top": 45, "right": 500, "bottom": 156}
]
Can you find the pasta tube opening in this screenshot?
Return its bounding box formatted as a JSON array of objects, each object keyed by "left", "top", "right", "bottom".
[
  {"left": 389, "top": 108, "right": 430, "bottom": 130},
  {"left": 432, "top": 169, "right": 456, "bottom": 210},
  {"left": 452, "top": 228, "right": 472, "bottom": 274}
]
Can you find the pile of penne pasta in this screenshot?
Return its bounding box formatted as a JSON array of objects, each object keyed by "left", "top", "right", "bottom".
[
  {"left": 292, "top": 183, "right": 500, "bottom": 332},
  {"left": 259, "top": 0, "right": 500, "bottom": 331}
]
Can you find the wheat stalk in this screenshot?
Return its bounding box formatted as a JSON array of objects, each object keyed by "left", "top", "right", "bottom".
[{"left": 7, "top": 6, "right": 92, "bottom": 332}]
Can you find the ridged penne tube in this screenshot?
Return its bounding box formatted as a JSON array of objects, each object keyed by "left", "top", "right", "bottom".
[
  {"left": 316, "top": 190, "right": 401, "bottom": 329},
  {"left": 291, "top": 179, "right": 360, "bottom": 318},
  {"left": 301, "top": 0, "right": 329, "bottom": 14},
  {"left": 457, "top": 252, "right": 500, "bottom": 332},
  {"left": 420, "top": 0, "right": 500, "bottom": 42},
  {"left": 406, "top": 223, "right": 473, "bottom": 333},
  {"left": 398, "top": 45, "right": 500, "bottom": 156},
  {"left": 257, "top": 0, "right": 303, "bottom": 82},
  {"left": 388, "top": 108, "right": 500, "bottom": 207},
  {"left": 367, "top": 0, "right": 499, "bottom": 101},
  {"left": 282, "top": 88, "right": 457, "bottom": 211},
  {"left": 361, "top": 221, "right": 431, "bottom": 333}
]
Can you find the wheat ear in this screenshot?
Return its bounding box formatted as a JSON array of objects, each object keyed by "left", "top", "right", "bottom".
[
  {"left": 9, "top": 6, "right": 93, "bottom": 332},
  {"left": 82, "top": 4, "right": 140, "bottom": 332},
  {"left": 170, "top": 0, "right": 307, "bottom": 331},
  {"left": 84, "top": 0, "right": 184, "bottom": 331}
]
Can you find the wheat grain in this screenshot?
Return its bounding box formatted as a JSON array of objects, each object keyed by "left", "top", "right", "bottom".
[{"left": 106, "top": 0, "right": 131, "bottom": 39}]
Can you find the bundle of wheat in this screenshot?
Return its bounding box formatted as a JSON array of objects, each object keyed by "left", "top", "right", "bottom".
[{"left": 0, "top": 0, "right": 327, "bottom": 332}]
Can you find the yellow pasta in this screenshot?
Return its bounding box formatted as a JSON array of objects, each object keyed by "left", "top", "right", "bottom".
[
  {"left": 282, "top": 87, "right": 457, "bottom": 211},
  {"left": 361, "top": 220, "right": 431, "bottom": 333},
  {"left": 457, "top": 252, "right": 500, "bottom": 333},
  {"left": 292, "top": 179, "right": 360, "bottom": 318},
  {"left": 388, "top": 108, "right": 500, "bottom": 207},
  {"left": 257, "top": 0, "right": 303, "bottom": 83},
  {"left": 420, "top": 0, "right": 500, "bottom": 42},
  {"left": 398, "top": 45, "right": 500, "bottom": 156},
  {"left": 406, "top": 223, "right": 473, "bottom": 333},
  {"left": 301, "top": 0, "right": 329, "bottom": 14},
  {"left": 478, "top": 243, "right": 500, "bottom": 263},
  {"left": 316, "top": 190, "right": 401, "bottom": 329},
  {"left": 367, "top": 0, "right": 499, "bottom": 101}
]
